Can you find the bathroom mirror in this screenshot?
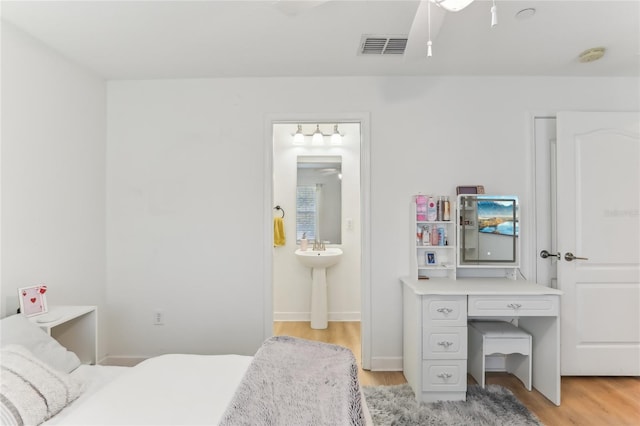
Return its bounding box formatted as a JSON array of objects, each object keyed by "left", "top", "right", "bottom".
[
  {"left": 296, "top": 156, "right": 342, "bottom": 244},
  {"left": 457, "top": 195, "right": 519, "bottom": 267}
]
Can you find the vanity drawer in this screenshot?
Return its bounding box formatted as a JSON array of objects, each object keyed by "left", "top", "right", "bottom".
[
  {"left": 422, "top": 296, "right": 467, "bottom": 327},
  {"left": 468, "top": 295, "right": 559, "bottom": 316},
  {"left": 422, "top": 359, "right": 467, "bottom": 391},
  {"left": 423, "top": 327, "right": 467, "bottom": 359}
]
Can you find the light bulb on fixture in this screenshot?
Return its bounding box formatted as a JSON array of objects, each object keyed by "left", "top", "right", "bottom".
[
  {"left": 312, "top": 125, "right": 324, "bottom": 145},
  {"left": 293, "top": 124, "right": 305, "bottom": 145},
  {"left": 491, "top": 0, "right": 497, "bottom": 27},
  {"left": 427, "top": 0, "right": 433, "bottom": 57},
  {"left": 434, "top": 0, "right": 475, "bottom": 13},
  {"left": 331, "top": 125, "right": 342, "bottom": 145}
]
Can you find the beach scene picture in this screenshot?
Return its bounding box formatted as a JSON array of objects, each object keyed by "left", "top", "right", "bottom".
[{"left": 477, "top": 198, "right": 519, "bottom": 237}]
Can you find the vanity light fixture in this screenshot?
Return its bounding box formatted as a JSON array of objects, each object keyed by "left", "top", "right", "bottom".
[
  {"left": 293, "top": 124, "right": 305, "bottom": 145},
  {"left": 312, "top": 125, "right": 324, "bottom": 145},
  {"left": 330, "top": 125, "right": 343, "bottom": 145},
  {"left": 292, "top": 124, "right": 345, "bottom": 146}
]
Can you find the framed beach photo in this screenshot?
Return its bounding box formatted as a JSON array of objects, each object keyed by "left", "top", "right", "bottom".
[
  {"left": 426, "top": 252, "right": 437, "bottom": 265},
  {"left": 18, "top": 285, "right": 48, "bottom": 317}
]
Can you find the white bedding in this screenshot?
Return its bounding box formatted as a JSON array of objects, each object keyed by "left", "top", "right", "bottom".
[
  {"left": 44, "top": 354, "right": 253, "bottom": 425},
  {"left": 43, "top": 364, "right": 128, "bottom": 425}
]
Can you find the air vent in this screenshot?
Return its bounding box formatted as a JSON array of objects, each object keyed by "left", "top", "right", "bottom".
[{"left": 359, "top": 35, "right": 408, "bottom": 55}]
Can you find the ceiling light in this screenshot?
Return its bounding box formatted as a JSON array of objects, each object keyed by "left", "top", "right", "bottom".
[
  {"left": 293, "top": 124, "right": 305, "bottom": 145},
  {"left": 578, "top": 47, "right": 606, "bottom": 63},
  {"left": 425, "top": 0, "right": 495, "bottom": 58},
  {"left": 434, "top": 0, "right": 475, "bottom": 12},
  {"left": 312, "top": 125, "right": 324, "bottom": 145},
  {"left": 331, "top": 125, "right": 343, "bottom": 145}
]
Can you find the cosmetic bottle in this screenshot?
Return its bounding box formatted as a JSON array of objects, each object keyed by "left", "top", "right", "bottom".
[
  {"left": 427, "top": 196, "right": 437, "bottom": 221},
  {"left": 422, "top": 226, "right": 431, "bottom": 246},
  {"left": 431, "top": 225, "right": 439, "bottom": 245},
  {"left": 300, "top": 233, "right": 308, "bottom": 251},
  {"left": 416, "top": 194, "right": 427, "bottom": 221},
  {"left": 443, "top": 196, "right": 451, "bottom": 221},
  {"left": 437, "top": 196, "right": 444, "bottom": 221},
  {"left": 438, "top": 227, "right": 445, "bottom": 246}
]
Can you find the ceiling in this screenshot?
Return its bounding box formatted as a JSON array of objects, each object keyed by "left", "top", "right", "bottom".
[{"left": 1, "top": 0, "right": 639, "bottom": 79}]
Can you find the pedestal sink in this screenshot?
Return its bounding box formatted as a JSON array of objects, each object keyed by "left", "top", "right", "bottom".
[{"left": 295, "top": 248, "right": 343, "bottom": 329}]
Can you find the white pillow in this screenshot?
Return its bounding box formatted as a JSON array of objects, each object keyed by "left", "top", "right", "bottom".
[
  {"left": 0, "top": 344, "right": 83, "bottom": 425},
  {"left": 0, "top": 314, "right": 81, "bottom": 373}
]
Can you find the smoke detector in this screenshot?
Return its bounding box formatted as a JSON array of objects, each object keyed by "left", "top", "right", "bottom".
[{"left": 578, "top": 47, "right": 606, "bottom": 63}]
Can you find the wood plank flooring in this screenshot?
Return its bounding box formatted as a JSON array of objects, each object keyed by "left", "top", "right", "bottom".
[{"left": 274, "top": 321, "right": 640, "bottom": 426}]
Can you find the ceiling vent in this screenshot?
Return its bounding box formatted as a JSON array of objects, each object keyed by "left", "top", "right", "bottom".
[{"left": 359, "top": 35, "right": 408, "bottom": 55}]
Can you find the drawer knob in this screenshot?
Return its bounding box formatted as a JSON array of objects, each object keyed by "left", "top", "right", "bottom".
[
  {"left": 437, "top": 372, "right": 453, "bottom": 379},
  {"left": 507, "top": 303, "right": 522, "bottom": 310},
  {"left": 437, "top": 341, "right": 454, "bottom": 348},
  {"left": 436, "top": 307, "right": 453, "bottom": 315}
]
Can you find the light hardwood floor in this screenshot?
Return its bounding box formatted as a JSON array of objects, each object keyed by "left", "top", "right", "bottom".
[{"left": 274, "top": 321, "right": 640, "bottom": 426}]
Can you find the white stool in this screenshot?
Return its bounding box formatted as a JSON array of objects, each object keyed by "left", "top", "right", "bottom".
[{"left": 468, "top": 321, "right": 532, "bottom": 391}]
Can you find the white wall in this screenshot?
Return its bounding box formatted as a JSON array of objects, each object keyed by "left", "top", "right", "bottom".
[
  {"left": 272, "top": 123, "right": 361, "bottom": 321},
  {"left": 0, "top": 23, "right": 107, "bottom": 357},
  {"left": 106, "top": 76, "right": 638, "bottom": 365},
  {"left": 2, "top": 21, "right": 637, "bottom": 365}
]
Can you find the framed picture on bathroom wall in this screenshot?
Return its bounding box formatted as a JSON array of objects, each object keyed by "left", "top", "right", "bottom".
[
  {"left": 426, "top": 252, "right": 437, "bottom": 265},
  {"left": 18, "top": 285, "right": 48, "bottom": 317}
]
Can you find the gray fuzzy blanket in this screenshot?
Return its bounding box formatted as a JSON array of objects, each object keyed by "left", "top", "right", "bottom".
[{"left": 219, "top": 336, "right": 364, "bottom": 426}]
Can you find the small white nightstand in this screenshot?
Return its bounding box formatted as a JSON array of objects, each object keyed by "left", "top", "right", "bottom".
[{"left": 28, "top": 305, "right": 97, "bottom": 365}]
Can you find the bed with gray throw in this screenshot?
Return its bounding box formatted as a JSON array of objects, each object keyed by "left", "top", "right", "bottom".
[
  {"left": 220, "top": 336, "right": 365, "bottom": 426},
  {"left": 1, "top": 313, "right": 368, "bottom": 425}
]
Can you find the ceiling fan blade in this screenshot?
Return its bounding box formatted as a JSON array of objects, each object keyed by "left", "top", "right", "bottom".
[
  {"left": 404, "top": 0, "right": 446, "bottom": 59},
  {"left": 274, "top": 0, "right": 331, "bottom": 16}
]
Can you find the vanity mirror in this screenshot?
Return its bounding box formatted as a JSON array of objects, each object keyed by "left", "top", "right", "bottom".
[
  {"left": 457, "top": 195, "right": 519, "bottom": 267},
  {"left": 296, "top": 156, "right": 342, "bottom": 244}
]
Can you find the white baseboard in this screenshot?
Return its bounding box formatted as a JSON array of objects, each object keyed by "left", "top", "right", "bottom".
[
  {"left": 101, "top": 356, "right": 147, "bottom": 367},
  {"left": 273, "top": 312, "right": 361, "bottom": 322},
  {"left": 369, "top": 356, "right": 403, "bottom": 372}
]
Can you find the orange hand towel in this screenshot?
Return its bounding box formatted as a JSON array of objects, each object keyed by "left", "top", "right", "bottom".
[{"left": 274, "top": 217, "right": 286, "bottom": 247}]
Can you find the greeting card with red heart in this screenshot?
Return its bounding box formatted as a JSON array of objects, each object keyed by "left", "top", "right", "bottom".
[{"left": 18, "top": 285, "right": 48, "bottom": 317}]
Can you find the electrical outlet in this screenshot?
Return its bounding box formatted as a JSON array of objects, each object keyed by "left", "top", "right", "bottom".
[{"left": 154, "top": 310, "right": 164, "bottom": 325}]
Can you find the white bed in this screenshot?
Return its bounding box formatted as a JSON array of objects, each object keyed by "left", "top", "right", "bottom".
[
  {"left": 1, "top": 313, "right": 372, "bottom": 426},
  {"left": 45, "top": 354, "right": 253, "bottom": 425}
]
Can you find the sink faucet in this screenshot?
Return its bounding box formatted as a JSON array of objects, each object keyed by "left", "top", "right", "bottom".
[{"left": 313, "top": 240, "right": 326, "bottom": 251}]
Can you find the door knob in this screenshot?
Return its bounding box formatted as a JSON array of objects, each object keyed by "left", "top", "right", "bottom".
[
  {"left": 540, "top": 250, "right": 560, "bottom": 259},
  {"left": 564, "top": 252, "right": 589, "bottom": 261}
]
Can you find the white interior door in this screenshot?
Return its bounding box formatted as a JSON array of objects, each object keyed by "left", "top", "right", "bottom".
[{"left": 557, "top": 111, "right": 640, "bottom": 375}]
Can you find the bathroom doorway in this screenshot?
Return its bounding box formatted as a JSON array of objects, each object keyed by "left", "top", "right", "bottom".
[{"left": 265, "top": 114, "right": 371, "bottom": 369}]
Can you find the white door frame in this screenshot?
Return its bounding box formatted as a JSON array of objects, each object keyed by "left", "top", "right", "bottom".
[
  {"left": 531, "top": 115, "right": 558, "bottom": 287},
  {"left": 263, "top": 112, "right": 372, "bottom": 369}
]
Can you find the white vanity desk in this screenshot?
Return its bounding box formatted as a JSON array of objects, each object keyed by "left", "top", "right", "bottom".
[{"left": 401, "top": 276, "right": 562, "bottom": 406}]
